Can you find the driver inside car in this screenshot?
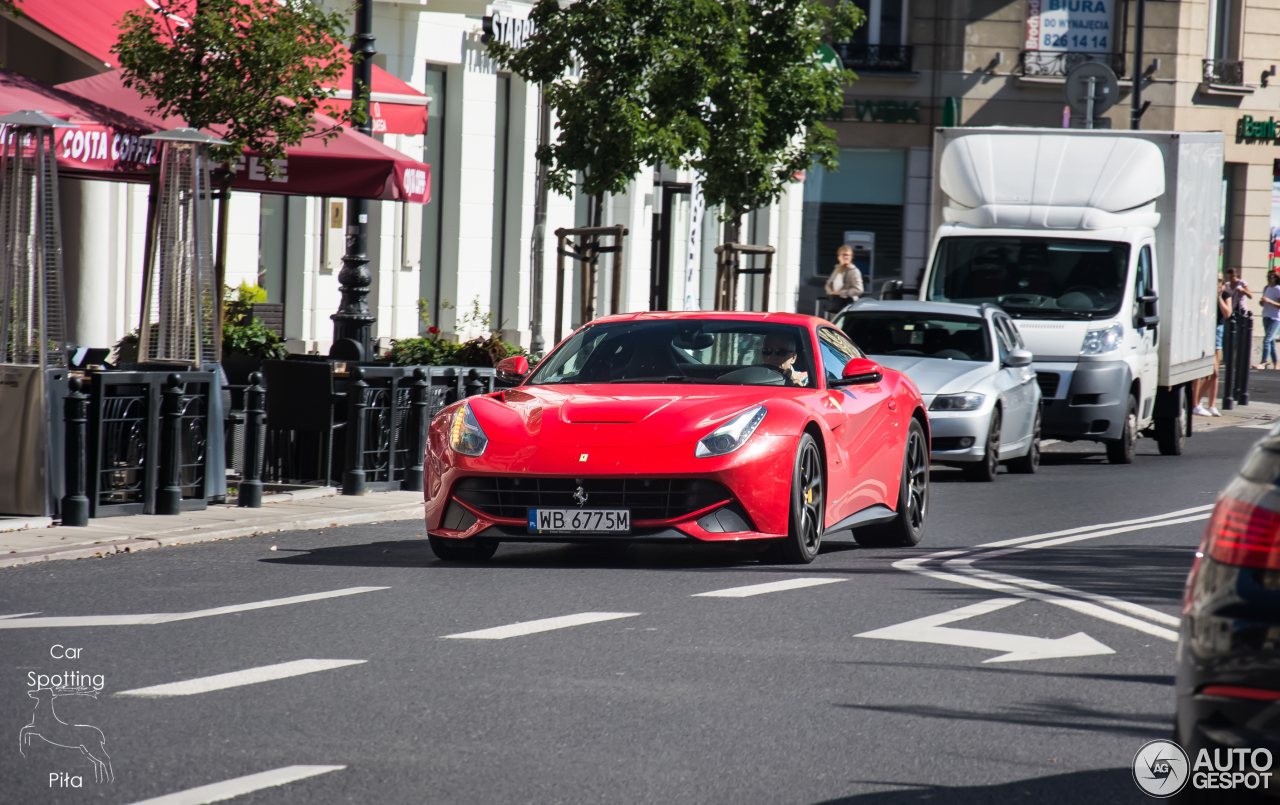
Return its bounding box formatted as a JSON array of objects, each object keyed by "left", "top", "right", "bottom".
[{"left": 760, "top": 333, "right": 809, "bottom": 386}]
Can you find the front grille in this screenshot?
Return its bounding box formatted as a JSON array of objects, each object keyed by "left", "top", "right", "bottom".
[
  {"left": 453, "top": 477, "right": 732, "bottom": 522},
  {"left": 1036, "top": 372, "right": 1060, "bottom": 398}
]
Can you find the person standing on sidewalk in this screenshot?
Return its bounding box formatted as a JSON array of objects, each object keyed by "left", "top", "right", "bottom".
[
  {"left": 824, "top": 245, "right": 863, "bottom": 320},
  {"left": 1195, "top": 276, "right": 1233, "bottom": 417},
  {"left": 1255, "top": 270, "right": 1280, "bottom": 371}
]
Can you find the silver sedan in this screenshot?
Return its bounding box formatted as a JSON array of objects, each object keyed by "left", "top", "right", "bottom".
[{"left": 835, "top": 300, "right": 1042, "bottom": 481}]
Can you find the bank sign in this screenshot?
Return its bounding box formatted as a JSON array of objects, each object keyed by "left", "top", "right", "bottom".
[{"left": 1025, "top": 0, "right": 1113, "bottom": 53}]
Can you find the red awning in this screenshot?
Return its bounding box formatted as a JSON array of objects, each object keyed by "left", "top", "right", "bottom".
[
  {"left": 0, "top": 68, "right": 159, "bottom": 181},
  {"left": 18, "top": 0, "right": 428, "bottom": 135},
  {"left": 58, "top": 71, "right": 429, "bottom": 203}
]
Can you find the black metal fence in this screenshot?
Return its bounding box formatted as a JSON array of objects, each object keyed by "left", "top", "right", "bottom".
[
  {"left": 83, "top": 370, "right": 216, "bottom": 518},
  {"left": 1019, "top": 50, "right": 1127, "bottom": 78},
  {"left": 832, "top": 43, "right": 913, "bottom": 73}
]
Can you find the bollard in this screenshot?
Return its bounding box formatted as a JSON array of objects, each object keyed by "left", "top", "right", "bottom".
[
  {"left": 1222, "top": 316, "right": 1237, "bottom": 411},
  {"left": 157, "top": 373, "right": 185, "bottom": 515},
  {"left": 61, "top": 377, "right": 90, "bottom": 526},
  {"left": 464, "top": 368, "right": 484, "bottom": 399},
  {"left": 403, "top": 367, "right": 429, "bottom": 493},
  {"left": 1235, "top": 311, "right": 1252, "bottom": 405},
  {"left": 238, "top": 372, "right": 265, "bottom": 507},
  {"left": 343, "top": 366, "right": 368, "bottom": 495}
]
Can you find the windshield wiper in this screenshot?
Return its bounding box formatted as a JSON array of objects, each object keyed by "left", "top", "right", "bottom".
[{"left": 608, "top": 376, "right": 701, "bottom": 384}]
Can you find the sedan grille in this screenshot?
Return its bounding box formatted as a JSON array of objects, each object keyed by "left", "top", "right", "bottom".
[
  {"left": 1036, "top": 372, "right": 1060, "bottom": 398},
  {"left": 453, "top": 477, "right": 732, "bottom": 521}
]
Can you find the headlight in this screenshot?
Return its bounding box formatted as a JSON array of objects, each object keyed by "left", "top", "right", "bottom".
[
  {"left": 696, "top": 405, "right": 767, "bottom": 458},
  {"left": 930, "top": 393, "right": 985, "bottom": 411},
  {"left": 449, "top": 402, "right": 488, "bottom": 456},
  {"left": 1080, "top": 322, "right": 1124, "bottom": 356}
]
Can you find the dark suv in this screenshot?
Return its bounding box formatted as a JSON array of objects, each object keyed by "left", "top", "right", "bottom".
[{"left": 1177, "top": 425, "right": 1280, "bottom": 802}]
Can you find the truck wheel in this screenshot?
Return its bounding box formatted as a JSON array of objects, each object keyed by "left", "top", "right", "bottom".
[
  {"left": 1155, "top": 391, "right": 1185, "bottom": 456},
  {"left": 1106, "top": 396, "right": 1138, "bottom": 465}
]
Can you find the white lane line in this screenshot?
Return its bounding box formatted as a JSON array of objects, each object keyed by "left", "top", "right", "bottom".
[
  {"left": 0, "top": 587, "right": 389, "bottom": 630},
  {"left": 125, "top": 765, "right": 344, "bottom": 805},
  {"left": 891, "top": 559, "right": 1181, "bottom": 641},
  {"left": 957, "top": 565, "right": 1181, "bottom": 627},
  {"left": 117, "top": 659, "right": 366, "bottom": 698},
  {"left": 693, "top": 578, "right": 846, "bottom": 598},
  {"left": 976, "top": 505, "right": 1215, "bottom": 549},
  {"left": 442, "top": 612, "right": 640, "bottom": 640},
  {"left": 0, "top": 612, "right": 40, "bottom": 620}
]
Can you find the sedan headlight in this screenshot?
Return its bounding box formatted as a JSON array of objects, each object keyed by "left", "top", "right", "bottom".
[
  {"left": 1080, "top": 322, "right": 1124, "bottom": 356},
  {"left": 696, "top": 405, "right": 767, "bottom": 458},
  {"left": 930, "top": 393, "right": 985, "bottom": 411},
  {"left": 449, "top": 402, "right": 488, "bottom": 456}
]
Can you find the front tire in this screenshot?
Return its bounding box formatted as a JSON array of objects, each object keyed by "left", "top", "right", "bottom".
[
  {"left": 429, "top": 535, "right": 498, "bottom": 562},
  {"left": 1106, "top": 396, "right": 1138, "bottom": 465},
  {"left": 770, "top": 433, "right": 825, "bottom": 564},
  {"left": 856, "top": 418, "right": 928, "bottom": 548},
  {"left": 1155, "top": 389, "right": 1185, "bottom": 456},
  {"left": 963, "top": 407, "right": 1001, "bottom": 482},
  {"left": 1007, "top": 406, "right": 1041, "bottom": 474}
]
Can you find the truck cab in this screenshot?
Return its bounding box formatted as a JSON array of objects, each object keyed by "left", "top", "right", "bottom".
[{"left": 918, "top": 129, "right": 1221, "bottom": 463}]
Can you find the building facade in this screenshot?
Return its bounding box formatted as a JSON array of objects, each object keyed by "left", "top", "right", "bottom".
[
  {"left": 808, "top": 0, "right": 1279, "bottom": 319},
  {"left": 3, "top": 0, "right": 806, "bottom": 360}
]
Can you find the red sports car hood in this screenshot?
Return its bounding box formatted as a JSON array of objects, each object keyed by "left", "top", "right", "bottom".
[{"left": 468, "top": 384, "right": 792, "bottom": 448}]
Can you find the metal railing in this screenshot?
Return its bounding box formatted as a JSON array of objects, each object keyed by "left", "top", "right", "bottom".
[
  {"left": 832, "top": 44, "right": 913, "bottom": 73},
  {"left": 1020, "top": 50, "right": 1126, "bottom": 77},
  {"left": 1203, "top": 59, "right": 1245, "bottom": 86}
]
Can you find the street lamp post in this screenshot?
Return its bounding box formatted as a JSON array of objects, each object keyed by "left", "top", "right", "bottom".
[{"left": 331, "top": 0, "right": 376, "bottom": 361}]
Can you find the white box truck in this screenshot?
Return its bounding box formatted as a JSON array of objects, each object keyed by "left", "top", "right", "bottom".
[{"left": 918, "top": 128, "right": 1223, "bottom": 463}]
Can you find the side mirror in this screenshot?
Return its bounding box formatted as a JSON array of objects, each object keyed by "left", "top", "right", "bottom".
[
  {"left": 831, "top": 357, "right": 884, "bottom": 387},
  {"left": 495, "top": 355, "right": 529, "bottom": 380},
  {"left": 1005, "top": 347, "right": 1033, "bottom": 368},
  {"left": 1136, "top": 292, "right": 1160, "bottom": 330}
]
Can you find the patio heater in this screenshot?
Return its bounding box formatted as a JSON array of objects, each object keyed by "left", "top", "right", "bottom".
[
  {"left": 0, "top": 110, "right": 75, "bottom": 517},
  {"left": 137, "top": 128, "right": 227, "bottom": 366}
]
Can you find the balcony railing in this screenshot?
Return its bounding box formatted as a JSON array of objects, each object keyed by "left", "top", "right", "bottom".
[
  {"left": 833, "top": 44, "right": 914, "bottom": 73},
  {"left": 1019, "top": 50, "right": 1126, "bottom": 78},
  {"left": 1203, "top": 59, "right": 1245, "bottom": 86}
]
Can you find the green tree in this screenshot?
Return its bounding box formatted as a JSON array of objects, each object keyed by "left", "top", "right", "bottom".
[
  {"left": 113, "top": 0, "right": 366, "bottom": 174},
  {"left": 487, "top": 0, "right": 860, "bottom": 227}
]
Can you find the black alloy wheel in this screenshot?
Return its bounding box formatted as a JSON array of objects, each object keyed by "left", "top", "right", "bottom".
[
  {"left": 1008, "top": 406, "right": 1041, "bottom": 474},
  {"left": 429, "top": 535, "right": 499, "bottom": 562},
  {"left": 964, "top": 407, "right": 1002, "bottom": 482},
  {"left": 857, "top": 418, "right": 928, "bottom": 548},
  {"left": 771, "top": 433, "right": 825, "bottom": 564},
  {"left": 1106, "top": 395, "right": 1138, "bottom": 465}
]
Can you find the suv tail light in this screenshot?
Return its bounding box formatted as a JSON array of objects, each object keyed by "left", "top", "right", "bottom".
[{"left": 1203, "top": 495, "right": 1280, "bottom": 570}]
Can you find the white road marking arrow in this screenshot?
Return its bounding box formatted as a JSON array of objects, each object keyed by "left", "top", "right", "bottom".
[{"left": 855, "top": 598, "right": 1115, "bottom": 663}]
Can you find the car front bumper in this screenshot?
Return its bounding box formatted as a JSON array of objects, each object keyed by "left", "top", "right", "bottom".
[
  {"left": 1036, "top": 359, "right": 1130, "bottom": 442},
  {"left": 924, "top": 406, "right": 992, "bottom": 463}
]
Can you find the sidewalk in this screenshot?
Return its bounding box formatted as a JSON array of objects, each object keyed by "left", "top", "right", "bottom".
[
  {"left": 1191, "top": 398, "right": 1280, "bottom": 432},
  {"left": 0, "top": 487, "right": 424, "bottom": 569}
]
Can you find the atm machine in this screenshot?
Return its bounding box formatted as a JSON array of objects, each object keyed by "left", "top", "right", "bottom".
[{"left": 843, "top": 231, "right": 875, "bottom": 291}]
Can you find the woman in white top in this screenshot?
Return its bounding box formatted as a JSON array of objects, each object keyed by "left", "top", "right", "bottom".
[
  {"left": 824, "top": 245, "right": 864, "bottom": 319},
  {"left": 1256, "top": 270, "right": 1280, "bottom": 370}
]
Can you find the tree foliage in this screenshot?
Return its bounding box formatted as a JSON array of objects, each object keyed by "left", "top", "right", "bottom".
[
  {"left": 487, "top": 0, "right": 860, "bottom": 218},
  {"left": 114, "top": 0, "right": 366, "bottom": 174}
]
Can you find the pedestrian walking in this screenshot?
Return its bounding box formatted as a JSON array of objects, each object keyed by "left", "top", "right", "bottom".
[
  {"left": 1195, "top": 275, "right": 1233, "bottom": 417},
  {"left": 823, "top": 244, "right": 863, "bottom": 320},
  {"left": 1255, "top": 270, "right": 1280, "bottom": 370}
]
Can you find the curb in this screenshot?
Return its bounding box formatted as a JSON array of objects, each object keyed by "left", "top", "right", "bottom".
[{"left": 0, "top": 504, "right": 424, "bottom": 569}]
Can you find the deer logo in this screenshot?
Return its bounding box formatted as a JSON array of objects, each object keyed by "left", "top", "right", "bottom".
[{"left": 18, "top": 687, "right": 113, "bottom": 783}]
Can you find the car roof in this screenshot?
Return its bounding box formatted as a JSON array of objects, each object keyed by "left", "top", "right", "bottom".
[
  {"left": 588, "top": 311, "right": 826, "bottom": 327},
  {"left": 841, "top": 299, "right": 996, "bottom": 319}
]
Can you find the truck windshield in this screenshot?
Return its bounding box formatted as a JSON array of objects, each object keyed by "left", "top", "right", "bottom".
[{"left": 926, "top": 236, "right": 1130, "bottom": 319}]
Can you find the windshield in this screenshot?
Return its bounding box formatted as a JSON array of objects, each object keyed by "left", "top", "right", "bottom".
[
  {"left": 527, "top": 320, "right": 817, "bottom": 387},
  {"left": 836, "top": 312, "right": 992, "bottom": 363},
  {"left": 926, "top": 236, "right": 1130, "bottom": 319}
]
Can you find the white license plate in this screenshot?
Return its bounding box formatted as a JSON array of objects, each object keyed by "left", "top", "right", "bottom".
[{"left": 528, "top": 509, "right": 631, "bottom": 534}]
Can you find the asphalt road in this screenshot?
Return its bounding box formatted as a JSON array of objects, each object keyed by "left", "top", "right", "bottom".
[{"left": 0, "top": 420, "right": 1271, "bottom": 805}]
